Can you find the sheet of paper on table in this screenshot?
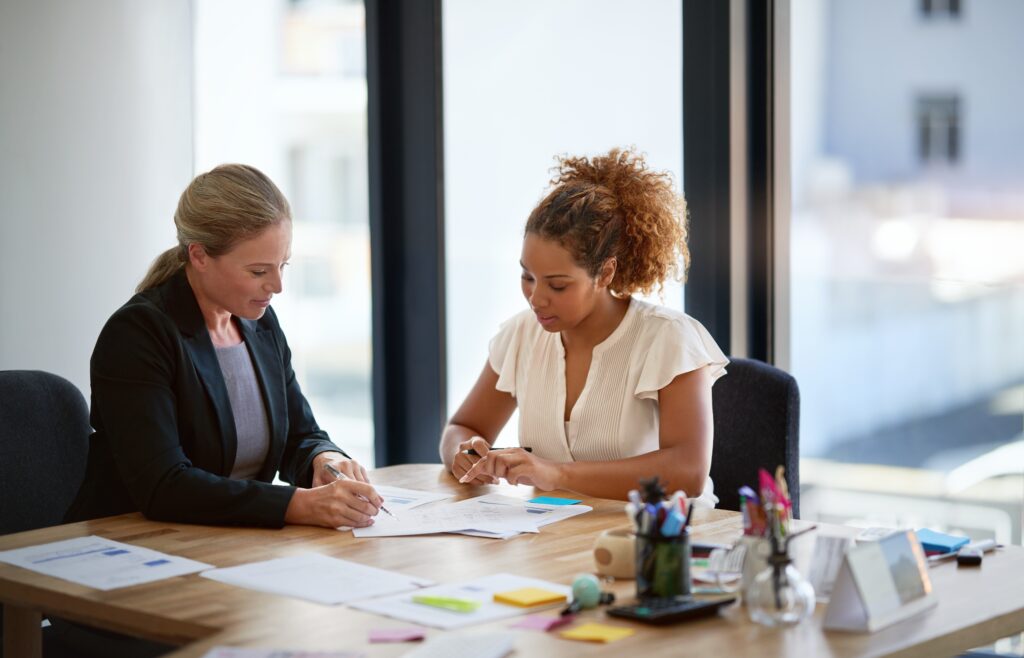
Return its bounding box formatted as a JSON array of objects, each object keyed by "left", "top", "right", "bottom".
[
  {"left": 372, "top": 485, "right": 452, "bottom": 511},
  {"left": 200, "top": 649, "right": 362, "bottom": 658},
  {"left": 352, "top": 495, "right": 541, "bottom": 538},
  {"left": 451, "top": 494, "right": 592, "bottom": 539},
  {"left": 201, "top": 552, "right": 433, "bottom": 605},
  {"left": 350, "top": 573, "right": 571, "bottom": 629},
  {"left": 402, "top": 631, "right": 517, "bottom": 658},
  {"left": 0, "top": 535, "right": 211, "bottom": 591}
]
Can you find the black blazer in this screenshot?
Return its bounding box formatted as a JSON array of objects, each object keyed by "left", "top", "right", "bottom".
[{"left": 66, "top": 269, "right": 348, "bottom": 527}]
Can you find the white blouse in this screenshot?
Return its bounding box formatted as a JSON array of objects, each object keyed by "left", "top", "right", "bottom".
[{"left": 488, "top": 297, "right": 728, "bottom": 506}]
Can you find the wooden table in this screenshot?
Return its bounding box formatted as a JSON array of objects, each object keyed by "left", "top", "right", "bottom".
[{"left": 2, "top": 464, "right": 1022, "bottom": 657}]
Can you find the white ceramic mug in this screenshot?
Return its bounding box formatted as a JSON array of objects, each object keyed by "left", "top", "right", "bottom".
[{"left": 593, "top": 527, "right": 636, "bottom": 579}]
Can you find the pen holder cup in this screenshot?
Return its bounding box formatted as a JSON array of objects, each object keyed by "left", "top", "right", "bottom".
[{"left": 636, "top": 529, "right": 691, "bottom": 600}]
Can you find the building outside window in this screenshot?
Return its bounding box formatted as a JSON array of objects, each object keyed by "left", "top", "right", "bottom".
[
  {"left": 790, "top": 0, "right": 1024, "bottom": 546},
  {"left": 917, "top": 94, "right": 960, "bottom": 164},
  {"left": 921, "top": 0, "right": 962, "bottom": 19},
  {"left": 193, "top": 0, "right": 374, "bottom": 467}
]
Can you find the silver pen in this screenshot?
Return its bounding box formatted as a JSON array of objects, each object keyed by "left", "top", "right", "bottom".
[{"left": 323, "top": 463, "right": 397, "bottom": 519}]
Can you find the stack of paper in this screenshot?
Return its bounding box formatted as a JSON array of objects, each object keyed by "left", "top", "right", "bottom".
[
  {"left": 352, "top": 493, "right": 590, "bottom": 540},
  {"left": 371, "top": 485, "right": 452, "bottom": 511},
  {"left": 454, "top": 494, "right": 591, "bottom": 539},
  {"left": 353, "top": 495, "right": 540, "bottom": 538}
]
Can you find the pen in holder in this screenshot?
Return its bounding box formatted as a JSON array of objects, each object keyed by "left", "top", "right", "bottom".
[
  {"left": 636, "top": 527, "right": 691, "bottom": 600},
  {"left": 632, "top": 477, "right": 692, "bottom": 600}
]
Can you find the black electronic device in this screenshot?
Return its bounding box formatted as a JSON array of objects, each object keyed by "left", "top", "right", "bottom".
[
  {"left": 956, "top": 547, "right": 983, "bottom": 566},
  {"left": 606, "top": 596, "right": 736, "bottom": 625}
]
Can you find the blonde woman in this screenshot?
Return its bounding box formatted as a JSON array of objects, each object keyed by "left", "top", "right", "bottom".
[{"left": 67, "top": 164, "right": 382, "bottom": 530}]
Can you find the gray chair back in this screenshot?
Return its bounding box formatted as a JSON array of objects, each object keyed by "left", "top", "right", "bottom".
[
  {"left": 0, "top": 370, "right": 90, "bottom": 535},
  {"left": 710, "top": 358, "right": 800, "bottom": 517}
]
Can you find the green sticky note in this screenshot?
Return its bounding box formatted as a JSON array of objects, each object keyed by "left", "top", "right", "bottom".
[
  {"left": 411, "top": 595, "right": 480, "bottom": 613},
  {"left": 528, "top": 496, "right": 581, "bottom": 505}
]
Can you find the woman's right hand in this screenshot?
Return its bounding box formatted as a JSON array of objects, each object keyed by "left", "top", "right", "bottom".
[
  {"left": 285, "top": 479, "right": 383, "bottom": 528},
  {"left": 452, "top": 436, "right": 498, "bottom": 485}
]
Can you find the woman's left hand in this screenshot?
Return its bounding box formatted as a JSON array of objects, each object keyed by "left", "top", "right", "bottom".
[
  {"left": 458, "top": 448, "right": 562, "bottom": 491},
  {"left": 312, "top": 452, "right": 369, "bottom": 487}
]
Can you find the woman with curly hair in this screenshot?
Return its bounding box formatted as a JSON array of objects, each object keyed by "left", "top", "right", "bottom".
[{"left": 440, "top": 148, "right": 727, "bottom": 503}]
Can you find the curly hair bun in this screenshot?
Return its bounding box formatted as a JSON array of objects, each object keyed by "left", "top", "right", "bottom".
[{"left": 526, "top": 147, "right": 688, "bottom": 296}]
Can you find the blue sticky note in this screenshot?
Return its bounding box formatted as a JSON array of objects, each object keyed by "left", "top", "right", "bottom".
[
  {"left": 529, "top": 496, "right": 581, "bottom": 506},
  {"left": 915, "top": 528, "right": 969, "bottom": 553}
]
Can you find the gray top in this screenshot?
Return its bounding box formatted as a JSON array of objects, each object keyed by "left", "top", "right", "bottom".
[{"left": 214, "top": 342, "right": 271, "bottom": 480}]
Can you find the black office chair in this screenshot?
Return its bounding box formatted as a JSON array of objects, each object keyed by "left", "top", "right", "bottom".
[
  {"left": 710, "top": 357, "right": 801, "bottom": 517},
  {"left": 0, "top": 370, "right": 90, "bottom": 535},
  {"left": 0, "top": 370, "right": 91, "bottom": 657}
]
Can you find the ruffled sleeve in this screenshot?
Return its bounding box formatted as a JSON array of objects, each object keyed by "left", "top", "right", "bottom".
[
  {"left": 487, "top": 311, "right": 530, "bottom": 397},
  {"left": 634, "top": 315, "right": 729, "bottom": 401}
]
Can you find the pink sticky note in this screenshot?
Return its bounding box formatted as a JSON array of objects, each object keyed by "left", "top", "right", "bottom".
[
  {"left": 368, "top": 628, "right": 426, "bottom": 643},
  {"left": 511, "top": 614, "right": 575, "bottom": 631}
]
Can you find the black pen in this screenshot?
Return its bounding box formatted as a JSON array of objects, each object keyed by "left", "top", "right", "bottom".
[
  {"left": 681, "top": 500, "right": 695, "bottom": 531},
  {"left": 323, "top": 463, "right": 396, "bottom": 519},
  {"left": 463, "top": 447, "right": 533, "bottom": 457}
]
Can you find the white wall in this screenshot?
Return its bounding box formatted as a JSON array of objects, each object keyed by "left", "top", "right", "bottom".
[{"left": 0, "top": 0, "right": 193, "bottom": 398}]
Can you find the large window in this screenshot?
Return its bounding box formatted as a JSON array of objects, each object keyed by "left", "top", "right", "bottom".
[
  {"left": 790, "top": 0, "right": 1024, "bottom": 544},
  {"left": 442, "top": 0, "right": 684, "bottom": 444},
  {"left": 194, "top": 0, "right": 374, "bottom": 466}
]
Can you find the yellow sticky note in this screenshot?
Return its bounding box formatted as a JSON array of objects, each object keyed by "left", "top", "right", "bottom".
[
  {"left": 560, "top": 622, "right": 635, "bottom": 643},
  {"left": 493, "top": 587, "right": 567, "bottom": 607}
]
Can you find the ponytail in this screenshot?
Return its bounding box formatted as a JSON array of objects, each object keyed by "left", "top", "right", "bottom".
[{"left": 136, "top": 246, "right": 185, "bottom": 293}]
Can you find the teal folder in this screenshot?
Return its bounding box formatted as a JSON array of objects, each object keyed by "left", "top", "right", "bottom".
[{"left": 915, "top": 528, "right": 969, "bottom": 553}]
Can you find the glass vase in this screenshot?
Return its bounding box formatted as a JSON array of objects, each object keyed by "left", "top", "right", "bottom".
[{"left": 746, "top": 553, "right": 815, "bottom": 627}]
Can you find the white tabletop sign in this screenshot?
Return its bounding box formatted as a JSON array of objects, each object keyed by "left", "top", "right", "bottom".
[{"left": 824, "top": 529, "right": 936, "bottom": 633}]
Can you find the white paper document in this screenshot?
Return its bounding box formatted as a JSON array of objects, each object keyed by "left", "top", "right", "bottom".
[
  {"left": 373, "top": 485, "right": 452, "bottom": 511},
  {"left": 0, "top": 535, "right": 211, "bottom": 591},
  {"left": 352, "top": 495, "right": 541, "bottom": 538},
  {"left": 808, "top": 535, "right": 855, "bottom": 601},
  {"left": 201, "top": 553, "right": 433, "bottom": 605},
  {"left": 452, "top": 494, "right": 592, "bottom": 539},
  {"left": 350, "top": 573, "right": 571, "bottom": 629},
  {"left": 403, "top": 631, "right": 517, "bottom": 658},
  {"left": 200, "top": 649, "right": 361, "bottom": 658}
]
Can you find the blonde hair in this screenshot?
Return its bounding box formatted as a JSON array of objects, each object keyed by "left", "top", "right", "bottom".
[{"left": 137, "top": 164, "right": 291, "bottom": 293}]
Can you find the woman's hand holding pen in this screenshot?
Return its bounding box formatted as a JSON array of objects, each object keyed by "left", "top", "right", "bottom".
[
  {"left": 311, "top": 452, "right": 369, "bottom": 487},
  {"left": 459, "top": 444, "right": 561, "bottom": 491},
  {"left": 286, "top": 453, "right": 382, "bottom": 528},
  {"left": 451, "top": 436, "right": 498, "bottom": 485},
  {"left": 285, "top": 476, "right": 383, "bottom": 529}
]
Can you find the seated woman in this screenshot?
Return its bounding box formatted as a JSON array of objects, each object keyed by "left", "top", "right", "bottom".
[
  {"left": 67, "top": 164, "right": 382, "bottom": 530},
  {"left": 440, "top": 148, "right": 727, "bottom": 503}
]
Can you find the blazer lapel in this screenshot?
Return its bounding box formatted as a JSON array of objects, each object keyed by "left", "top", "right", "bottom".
[
  {"left": 163, "top": 270, "right": 238, "bottom": 475},
  {"left": 238, "top": 317, "right": 286, "bottom": 480}
]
